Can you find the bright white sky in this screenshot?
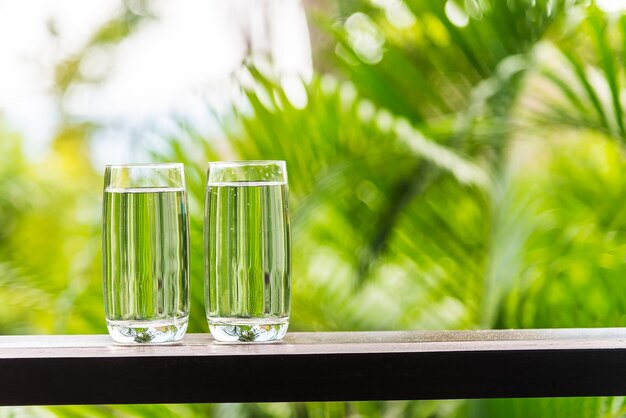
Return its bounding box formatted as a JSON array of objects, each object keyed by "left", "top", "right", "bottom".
[
  {"left": 0, "top": 0, "right": 312, "bottom": 164},
  {"left": 0, "top": 0, "right": 119, "bottom": 159}
]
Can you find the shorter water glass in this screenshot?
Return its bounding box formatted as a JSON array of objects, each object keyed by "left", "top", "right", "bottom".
[{"left": 103, "top": 163, "right": 190, "bottom": 343}]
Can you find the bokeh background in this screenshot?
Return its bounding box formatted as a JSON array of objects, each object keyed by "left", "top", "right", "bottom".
[{"left": 2, "top": 0, "right": 626, "bottom": 416}]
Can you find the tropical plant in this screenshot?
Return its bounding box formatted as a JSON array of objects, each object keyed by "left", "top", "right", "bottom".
[
  {"left": 158, "top": 0, "right": 626, "bottom": 416},
  {"left": 3, "top": 0, "right": 626, "bottom": 417}
]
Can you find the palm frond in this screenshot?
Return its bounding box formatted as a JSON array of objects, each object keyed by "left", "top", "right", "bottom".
[{"left": 537, "top": 6, "right": 626, "bottom": 143}]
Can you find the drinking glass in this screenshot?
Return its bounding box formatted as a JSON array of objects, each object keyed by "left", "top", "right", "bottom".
[
  {"left": 205, "top": 160, "right": 291, "bottom": 342},
  {"left": 103, "top": 163, "right": 190, "bottom": 343}
]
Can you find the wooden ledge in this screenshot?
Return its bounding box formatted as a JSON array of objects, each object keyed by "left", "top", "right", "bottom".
[{"left": 2, "top": 329, "right": 626, "bottom": 405}]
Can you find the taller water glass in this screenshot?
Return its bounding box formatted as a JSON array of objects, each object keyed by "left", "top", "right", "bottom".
[
  {"left": 205, "top": 161, "right": 291, "bottom": 342},
  {"left": 103, "top": 163, "right": 189, "bottom": 344}
]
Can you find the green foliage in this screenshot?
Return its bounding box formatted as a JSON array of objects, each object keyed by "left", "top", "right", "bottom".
[
  {"left": 4, "top": 0, "right": 626, "bottom": 417},
  {"left": 536, "top": 5, "right": 626, "bottom": 145}
]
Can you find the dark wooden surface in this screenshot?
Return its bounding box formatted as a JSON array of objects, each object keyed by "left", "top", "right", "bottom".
[{"left": 2, "top": 329, "right": 626, "bottom": 405}]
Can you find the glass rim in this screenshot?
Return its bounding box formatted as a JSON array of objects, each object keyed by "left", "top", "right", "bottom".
[
  {"left": 105, "top": 162, "right": 184, "bottom": 169},
  {"left": 207, "top": 160, "right": 286, "bottom": 168}
]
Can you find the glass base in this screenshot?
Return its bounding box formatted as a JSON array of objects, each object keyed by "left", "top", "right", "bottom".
[
  {"left": 106, "top": 317, "right": 188, "bottom": 344},
  {"left": 208, "top": 317, "right": 289, "bottom": 343}
]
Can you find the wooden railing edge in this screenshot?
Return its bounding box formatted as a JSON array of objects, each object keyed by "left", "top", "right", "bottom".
[{"left": 1, "top": 329, "right": 626, "bottom": 405}]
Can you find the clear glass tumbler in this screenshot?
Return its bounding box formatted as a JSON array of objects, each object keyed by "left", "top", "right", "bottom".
[
  {"left": 103, "top": 163, "right": 190, "bottom": 344},
  {"left": 205, "top": 161, "right": 291, "bottom": 342}
]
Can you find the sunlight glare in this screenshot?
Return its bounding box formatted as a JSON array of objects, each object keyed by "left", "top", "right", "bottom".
[
  {"left": 596, "top": 0, "right": 626, "bottom": 13},
  {"left": 445, "top": 0, "right": 469, "bottom": 27}
]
